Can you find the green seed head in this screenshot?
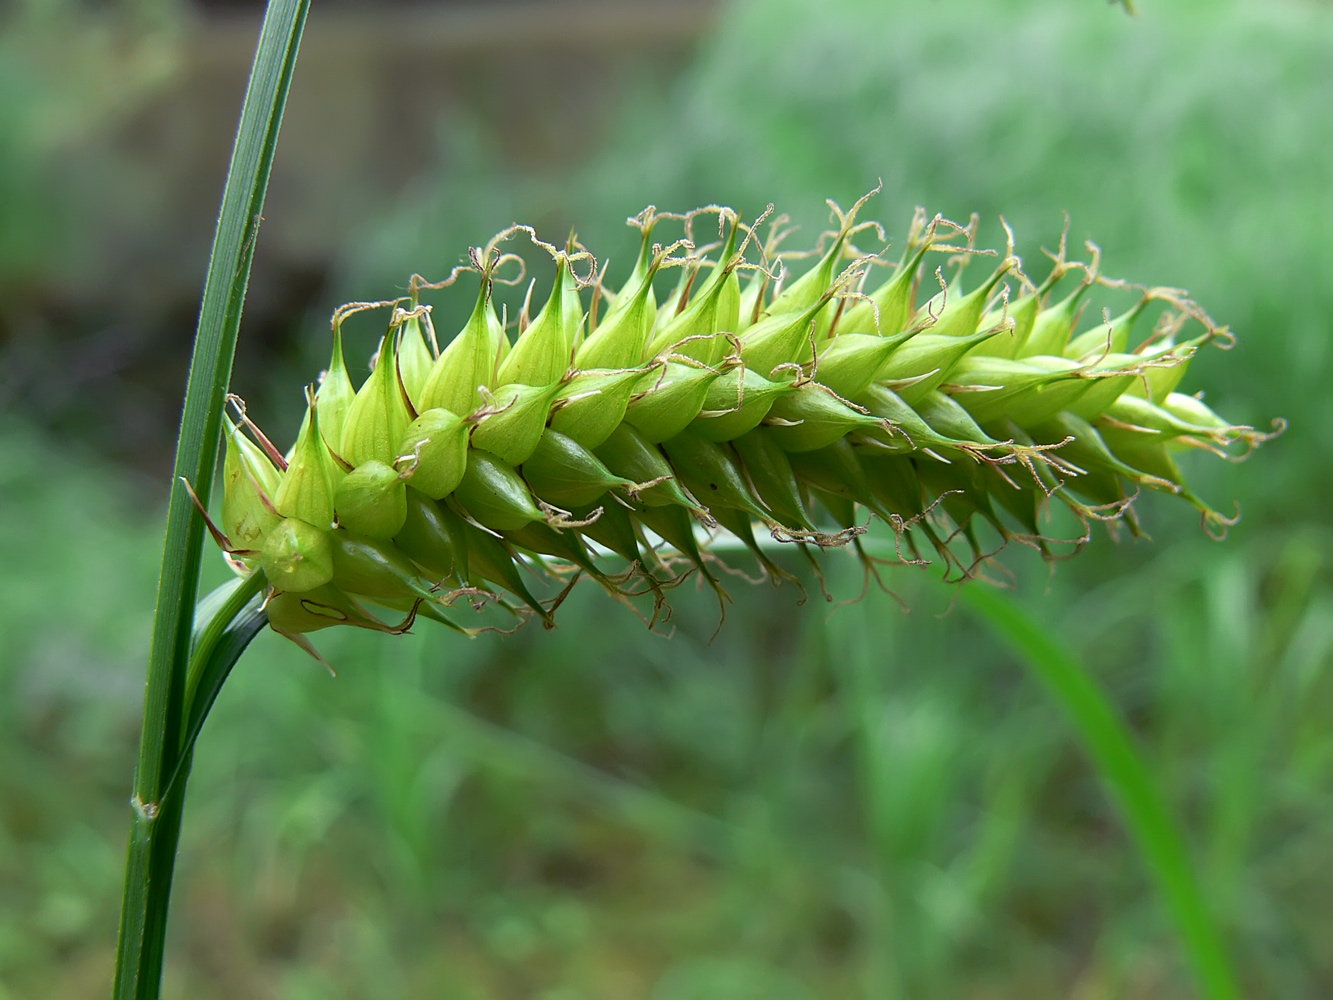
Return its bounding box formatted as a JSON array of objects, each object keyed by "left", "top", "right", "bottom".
[
  {"left": 839, "top": 211, "right": 944, "bottom": 336},
  {"left": 396, "top": 312, "right": 436, "bottom": 411},
  {"left": 452, "top": 448, "right": 546, "bottom": 531},
  {"left": 267, "top": 584, "right": 407, "bottom": 637},
  {"left": 736, "top": 266, "right": 770, "bottom": 334},
  {"left": 394, "top": 488, "right": 461, "bottom": 580},
  {"left": 328, "top": 530, "right": 434, "bottom": 602},
  {"left": 470, "top": 381, "right": 567, "bottom": 466},
  {"left": 214, "top": 195, "right": 1278, "bottom": 655},
  {"left": 576, "top": 242, "right": 670, "bottom": 369},
  {"left": 1022, "top": 279, "right": 1093, "bottom": 357},
  {"left": 764, "top": 383, "right": 883, "bottom": 453},
  {"left": 1132, "top": 340, "right": 1196, "bottom": 404},
  {"left": 273, "top": 390, "right": 340, "bottom": 528},
  {"left": 1161, "top": 391, "right": 1228, "bottom": 430},
  {"left": 595, "top": 422, "right": 703, "bottom": 512},
  {"left": 419, "top": 272, "right": 506, "bottom": 416},
  {"left": 1064, "top": 297, "right": 1150, "bottom": 361},
  {"left": 317, "top": 314, "right": 358, "bottom": 446},
  {"left": 261, "top": 517, "right": 335, "bottom": 594},
  {"left": 522, "top": 428, "right": 635, "bottom": 508},
  {"left": 623, "top": 362, "right": 725, "bottom": 443},
  {"left": 690, "top": 366, "right": 793, "bottom": 442},
  {"left": 597, "top": 205, "right": 660, "bottom": 319},
  {"left": 974, "top": 288, "right": 1040, "bottom": 359},
  {"left": 645, "top": 215, "right": 742, "bottom": 364},
  {"left": 654, "top": 258, "right": 696, "bottom": 332},
  {"left": 221, "top": 418, "right": 281, "bottom": 552},
  {"left": 661, "top": 431, "right": 770, "bottom": 522},
  {"left": 814, "top": 332, "right": 914, "bottom": 400},
  {"left": 341, "top": 323, "right": 412, "bottom": 467},
  {"left": 919, "top": 254, "right": 1017, "bottom": 340},
  {"left": 732, "top": 428, "right": 817, "bottom": 531},
  {"left": 396, "top": 407, "right": 469, "bottom": 500},
  {"left": 549, "top": 368, "right": 645, "bottom": 449},
  {"left": 334, "top": 460, "right": 408, "bottom": 538},
  {"left": 737, "top": 299, "right": 826, "bottom": 379},
  {"left": 497, "top": 253, "right": 581, "bottom": 387}
]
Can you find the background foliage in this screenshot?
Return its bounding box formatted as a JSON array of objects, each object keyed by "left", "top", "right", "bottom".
[{"left": 3, "top": 0, "right": 1332, "bottom": 997}]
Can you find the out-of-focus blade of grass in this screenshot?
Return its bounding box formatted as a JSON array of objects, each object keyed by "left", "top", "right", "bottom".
[
  {"left": 434, "top": 699, "right": 735, "bottom": 848},
  {"left": 965, "top": 585, "right": 1241, "bottom": 1000}
]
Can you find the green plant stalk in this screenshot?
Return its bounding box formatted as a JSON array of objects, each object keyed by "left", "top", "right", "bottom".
[
  {"left": 113, "top": 3, "right": 308, "bottom": 998},
  {"left": 156, "top": 574, "right": 272, "bottom": 809},
  {"left": 965, "top": 586, "right": 1242, "bottom": 1000},
  {"left": 117, "top": 573, "right": 269, "bottom": 998}
]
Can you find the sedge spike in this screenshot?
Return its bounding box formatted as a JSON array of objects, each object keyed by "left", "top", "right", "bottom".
[{"left": 209, "top": 196, "right": 1278, "bottom": 662}]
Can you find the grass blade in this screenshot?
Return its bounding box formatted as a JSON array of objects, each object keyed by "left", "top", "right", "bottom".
[
  {"left": 150, "top": 574, "right": 270, "bottom": 807},
  {"left": 183, "top": 576, "right": 270, "bottom": 757},
  {"left": 114, "top": 2, "right": 309, "bottom": 997},
  {"left": 964, "top": 585, "right": 1242, "bottom": 1000}
]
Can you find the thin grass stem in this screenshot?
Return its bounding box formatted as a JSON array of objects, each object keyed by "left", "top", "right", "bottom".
[{"left": 113, "top": 3, "right": 308, "bottom": 997}]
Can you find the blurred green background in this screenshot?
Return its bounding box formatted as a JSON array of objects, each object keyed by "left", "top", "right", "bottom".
[{"left": 3, "top": 0, "right": 1331, "bottom": 996}]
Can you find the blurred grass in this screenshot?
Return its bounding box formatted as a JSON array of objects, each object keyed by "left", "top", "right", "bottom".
[
  {"left": 4, "top": 0, "right": 1333, "bottom": 997},
  {"left": 0, "top": 0, "right": 177, "bottom": 293},
  {"left": 965, "top": 585, "right": 1240, "bottom": 1000}
]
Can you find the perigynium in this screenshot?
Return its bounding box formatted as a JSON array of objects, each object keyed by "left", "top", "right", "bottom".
[{"left": 202, "top": 192, "right": 1281, "bottom": 661}]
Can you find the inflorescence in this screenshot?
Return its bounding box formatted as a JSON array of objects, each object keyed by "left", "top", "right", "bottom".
[{"left": 198, "top": 190, "right": 1280, "bottom": 660}]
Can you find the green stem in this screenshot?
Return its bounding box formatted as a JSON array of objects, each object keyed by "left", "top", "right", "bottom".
[
  {"left": 964, "top": 586, "right": 1242, "bottom": 1000},
  {"left": 113, "top": 2, "right": 308, "bottom": 997},
  {"left": 116, "top": 575, "right": 269, "bottom": 997},
  {"left": 115, "top": 576, "right": 270, "bottom": 998},
  {"left": 158, "top": 573, "right": 272, "bottom": 809}
]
